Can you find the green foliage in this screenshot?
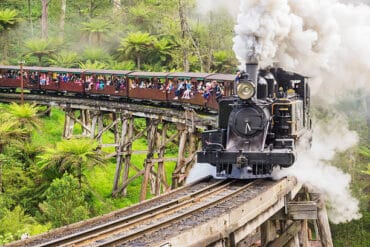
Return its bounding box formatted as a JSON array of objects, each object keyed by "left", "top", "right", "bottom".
[
  {"left": 39, "top": 137, "right": 106, "bottom": 186},
  {"left": 332, "top": 211, "right": 370, "bottom": 247},
  {"left": 81, "top": 47, "right": 112, "bottom": 63},
  {"left": 81, "top": 18, "right": 113, "bottom": 45},
  {"left": 6, "top": 102, "right": 42, "bottom": 130},
  {"left": 0, "top": 8, "right": 20, "bottom": 31},
  {"left": 212, "top": 50, "right": 237, "bottom": 73},
  {"left": 39, "top": 174, "right": 90, "bottom": 227},
  {"left": 118, "top": 31, "right": 157, "bottom": 69},
  {"left": 108, "top": 60, "right": 136, "bottom": 70},
  {"left": 0, "top": 206, "right": 50, "bottom": 244},
  {"left": 0, "top": 114, "right": 28, "bottom": 152},
  {"left": 48, "top": 50, "right": 80, "bottom": 68},
  {"left": 24, "top": 38, "right": 62, "bottom": 66},
  {"left": 79, "top": 59, "right": 107, "bottom": 69}
]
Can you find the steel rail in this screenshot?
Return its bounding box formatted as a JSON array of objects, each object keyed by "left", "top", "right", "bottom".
[
  {"left": 7, "top": 176, "right": 216, "bottom": 247},
  {"left": 38, "top": 178, "right": 231, "bottom": 247},
  {"left": 93, "top": 180, "right": 258, "bottom": 247}
]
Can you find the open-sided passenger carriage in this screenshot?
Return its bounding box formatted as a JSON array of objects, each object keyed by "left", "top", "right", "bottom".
[{"left": 0, "top": 65, "right": 236, "bottom": 112}]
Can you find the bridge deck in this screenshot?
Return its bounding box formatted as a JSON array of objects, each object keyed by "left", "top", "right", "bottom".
[
  {"left": 0, "top": 93, "right": 217, "bottom": 129},
  {"left": 5, "top": 177, "right": 301, "bottom": 247}
]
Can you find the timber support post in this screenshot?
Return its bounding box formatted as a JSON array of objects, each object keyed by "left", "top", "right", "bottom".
[
  {"left": 259, "top": 187, "right": 333, "bottom": 247},
  {"left": 60, "top": 105, "right": 212, "bottom": 200},
  {"left": 140, "top": 118, "right": 159, "bottom": 201}
]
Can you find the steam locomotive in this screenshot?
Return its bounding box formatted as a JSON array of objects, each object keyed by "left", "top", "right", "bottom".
[{"left": 197, "top": 60, "right": 312, "bottom": 179}]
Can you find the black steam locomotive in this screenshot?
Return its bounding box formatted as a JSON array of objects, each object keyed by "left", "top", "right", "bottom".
[{"left": 197, "top": 61, "right": 312, "bottom": 179}]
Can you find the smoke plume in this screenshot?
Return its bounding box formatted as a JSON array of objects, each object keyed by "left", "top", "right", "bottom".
[
  {"left": 273, "top": 114, "right": 361, "bottom": 223},
  {"left": 196, "top": 0, "right": 240, "bottom": 17},
  {"left": 196, "top": 0, "right": 369, "bottom": 223}
]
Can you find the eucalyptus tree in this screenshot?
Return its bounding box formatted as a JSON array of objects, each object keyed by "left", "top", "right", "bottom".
[
  {"left": 118, "top": 32, "right": 156, "bottom": 70},
  {"left": 41, "top": 0, "right": 48, "bottom": 39},
  {"left": 39, "top": 138, "right": 106, "bottom": 187},
  {"left": 0, "top": 8, "right": 20, "bottom": 60}
]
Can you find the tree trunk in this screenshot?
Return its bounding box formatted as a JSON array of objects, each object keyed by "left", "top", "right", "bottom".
[
  {"left": 178, "top": 0, "right": 189, "bottom": 72},
  {"left": 59, "top": 0, "right": 66, "bottom": 39},
  {"left": 28, "top": 0, "right": 34, "bottom": 36},
  {"left": 137, "top": 56, "right": 141, "bottom": 70},
  {"left": 41, "top": 0, "right": 48, "bottom": 39},
  {"left": 113, "top": 0, "right": 121, "bottom": 11},
  {"left": 178, "top": 0, "right": 203, "bottom": 72},
  {"left": 2, "top": 32, "right": 8, "bottom": 60}
]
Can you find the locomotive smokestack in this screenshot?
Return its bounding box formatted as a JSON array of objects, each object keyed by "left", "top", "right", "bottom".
[{"left": 245, "top": 55, "right": 258, "bottom": 84}]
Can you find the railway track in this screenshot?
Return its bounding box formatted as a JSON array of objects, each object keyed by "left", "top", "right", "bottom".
[{"left": 7, "top": 177, "right": 280, "bottom": 247}]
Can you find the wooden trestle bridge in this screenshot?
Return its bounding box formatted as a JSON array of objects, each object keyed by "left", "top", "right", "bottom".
[{"left": 0, "top": 93, "right": 333, "bottom": 247}]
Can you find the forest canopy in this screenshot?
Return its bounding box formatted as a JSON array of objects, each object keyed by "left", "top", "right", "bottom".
[{"left": 0, "top": 0, "right": 237, "bottom": 73}]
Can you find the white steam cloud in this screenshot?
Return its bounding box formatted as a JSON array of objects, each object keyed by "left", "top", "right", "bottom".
[
  {"left": 232, "top": 0, "right": 370, "bottom": 99},
  {"left": 196, "top": 0, "right": 368, "bottom": 223},
  {"left": 196, "top": 0, "right": 240, "bottom": 18},
  {"left": 273, "top": 115, "right": 361, "bottom": 223}
]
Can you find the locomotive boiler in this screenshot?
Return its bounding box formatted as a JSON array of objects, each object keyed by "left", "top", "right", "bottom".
[{"left": 197, "top": 60, "right": 312, "bottom": 179}]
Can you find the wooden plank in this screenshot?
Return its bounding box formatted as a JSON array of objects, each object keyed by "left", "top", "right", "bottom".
[
  {"left": 261, "top": 220, "right": 277, "bottom": 246},
  {"left": 271, "top": 201, "right": 317, "bottom": 220},
  {"left": 112, "top": 115, "right": 126, "bottom": 194},
  {"left": 140, "top": 119, "right": 158, "bottom": 201},
  {"left": 156, "top": 122, "right": 168, "bottom": 196},
  {"left": 299, "top": 220, "right": 309, "bottom": 247},
  {"left": 66, "top": 109, "right": 91, "bottom": 134},
  {"left": 156, "top": 177, "right": 301, "bottom": 247},
  {"left": 267, "top": 221, "right": 301, "bottom": 247},
  {"left": 121, "top": 115, "right": 133, "bottom": 196},
  {"left": 317, "top": 200, "right": 333, "bottom": 247},
  {"left": 172, "top": 126, "right": 188, "bottom": 188}
]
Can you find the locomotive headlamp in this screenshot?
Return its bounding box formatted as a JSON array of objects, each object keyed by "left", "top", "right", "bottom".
[{"left": 237, "top": 82, "right": 255, "bottom": 100}]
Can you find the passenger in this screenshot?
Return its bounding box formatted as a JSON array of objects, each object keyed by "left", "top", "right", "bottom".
[
  {"left": 182, "top": 80, "right": 192, "bottom": 99},
  {"left": 235, "top": 70, "right": 241, "bottom": 84},
  {"left": 99, "top": 80, "right": 105, "bottom": 90},
  {"left": 197, "top": 81, "right": 205, "bottom": 93},
  {"left": 211, "top": 80, "right": 223, "bottom": 100},
  {"left": 166, "top": 81, "right": 174, "bottom": 93},
  {"left": 174, "top": 81, "right": 184, "bottom": 99},
  {"left": 84, "top": 80, "right": 90, "bottom": 90},
  {"left": 131, "top": 79, "right": 137, "bottom": 89},
  {"left": 139, "top": 80, "right": 146, "bottom": 88},
  {"left": 40, "top": 73, "right": 46, "bottom": 85},
  {"left": 203, "top": 82, "right": 212, "bottom": 101},
  {"left": 63, "top": 74, "right": 68, "bottom": 83},
  {"left": 121, "top": 78, "right": 126, "bottom": 89}
]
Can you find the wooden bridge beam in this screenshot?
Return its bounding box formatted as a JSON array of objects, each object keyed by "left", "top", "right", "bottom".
[
  {"left": 59, "top": 105, "right": 208, "bottom": 201},
  {"left": 140, "top": 118, "right": 159, "bottom": 201},
  {"left": 261, "top": 220, "right": 277, "bottom": 246}
]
